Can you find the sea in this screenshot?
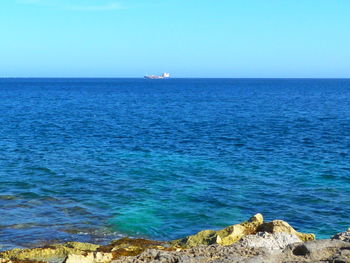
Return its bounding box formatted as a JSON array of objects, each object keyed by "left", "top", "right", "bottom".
[{"left": 0, "top": 78, "right": 349, "bottom": 251}]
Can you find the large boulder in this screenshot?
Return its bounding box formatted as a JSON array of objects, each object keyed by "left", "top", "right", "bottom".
[
  {"left": 171, "top": 213, "right": 264, "bottom": 248},
  {"left": 257, "top": 220, "right": 315, "bottom": 242},
  {"left": 238, "top": 232, "right": 301, "bottom": 252},
  {"left": 216, "top": 213, "right": 264, "bottom": 245}
]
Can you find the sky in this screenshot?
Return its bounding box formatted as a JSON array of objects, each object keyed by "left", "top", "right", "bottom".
[{"left": 0, "top": 0, "right": 350, "bottom": 78}]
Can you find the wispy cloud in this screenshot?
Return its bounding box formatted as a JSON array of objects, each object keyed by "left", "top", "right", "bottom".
[{"left": 18, "top": 0, "right": 123, "bottom": 11}]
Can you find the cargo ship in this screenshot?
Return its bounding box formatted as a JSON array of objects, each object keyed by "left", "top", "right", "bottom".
[{"left": 144, "top": 73, "right": 170, "bottom": 79}]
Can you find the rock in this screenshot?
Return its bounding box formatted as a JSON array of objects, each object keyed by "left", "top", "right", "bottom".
[
  {"left": 257, "top": 220, "right": 315, "bottom": 242},
  {"left": 95, "top": 252, "right": 113, "bottom": 262},
  {"left": 238, "top": 232, "right": 301, "bottom": 252},
  {"left": 110, "top": 249, "right": 190, "bottom": 263},
  {"left": 63, "top": 252, "right": 113, "bottom": 263},
  {"left": 286, "top": 239, "right": 350, "bottom": 262},
  {"left": 0, "top": 214, "right": 330, "bottom": 262},
  {"left": 0, "top": 242, "right": 100, "bottom": 263},
  {"left": 61, "top": 242, "right": 100, "bottom": 252},
  {"left": 111, "top": 244, "right": 269, "bottom": 263},
  {"left": 332, "top": 228, "right": 350, "bottom": 243},
  {"left": 171, "top": 213, "right": 264, "bottom": 248},
  {"left": 0, "top": 238, "right": 166, "bottom": 263},
  {"left": 171, "top": 229, "right": 218, "bottom": 248},
  {"left": 64, "top": 253, "right": 94, "bottom": 263},
  {"left": 4, "top": 235, "right": 350, "bottom": 263},
  {"left": 0, "top": 259, "right": 47, "bottom": 263},
  {"left": 0, "top": 247, "right": 66, "bottom": 262},
  {"left": 98, "top": 238, "right": 168, "bottom": 258},
  {"left": 217, "top": 213, "right": 264, "bottom": 246}
]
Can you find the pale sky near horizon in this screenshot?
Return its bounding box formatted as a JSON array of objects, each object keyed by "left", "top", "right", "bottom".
[{"left": 1, "top": 0, "right": 350, "bottom": 78}]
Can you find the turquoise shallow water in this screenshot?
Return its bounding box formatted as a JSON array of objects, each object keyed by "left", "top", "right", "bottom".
[{"left": 0, "top": 78, "right": 350, "bottom": 250}]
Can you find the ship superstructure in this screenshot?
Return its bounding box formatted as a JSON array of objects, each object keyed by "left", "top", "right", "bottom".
[{"left": 144, "top": 73, "right": 170, "bottom": 79}]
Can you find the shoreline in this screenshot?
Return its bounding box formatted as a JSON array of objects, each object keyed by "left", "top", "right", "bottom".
[{"left": 1, "top": 213, "right": 349, "bottom": 263}]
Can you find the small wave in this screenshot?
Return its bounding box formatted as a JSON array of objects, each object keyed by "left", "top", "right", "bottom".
[
  {"left": 58, "top": 206, "right": 93, "bottom": 216},
  {"left": 26, "top": 166, "right": 57, "bottom": 175},
  {"left": 7, "top": 223, "right": 38, "bottom": 229}
]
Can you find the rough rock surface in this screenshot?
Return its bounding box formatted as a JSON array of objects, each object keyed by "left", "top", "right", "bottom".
[
  {"left": 2, "top": 238, "right": 350, "bottom": 263},
  {"left": 238, "top": 232, "right": 301, "bottom": 252},
  {"left": 332, "top": 227, "right": 350, "bottom": 243},
  {"left": 112, "top": 240, "right": 350, "bottom": 263},
  {"left": 257, "top": 220, "right": 315, "bottom": 242},
  {"left": 0, "top": 242, "right": 100, "bottom": 263},
  {"left": 64, "top": 252, "right": 113, "bottom": 263},
  {"left": 286, "top": 239, "right": 350, "bottom": 262},
  {"left": 111, "top": 243, "right": 269, "bottom": 263},
  {"left": 0, "top": 238, "right": 169, "bottom": 263}
]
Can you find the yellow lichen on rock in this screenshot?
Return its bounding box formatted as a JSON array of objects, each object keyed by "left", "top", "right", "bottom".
[
  {"left": 257, "top": 220, "right": 315, "bottom": 242},
  {"left": 0, "top": 247, "right": 66, "bottom": 261},
  {"left": 60, "top": 242, "right": 100, "bottom": 251},
  {"left": 217, "top": 213, "right": 264, "bottom": 245},
  {"left": 98, "top": 237, "right": 169, "bottom": 259},
  {"left": 176, "top": 230, "right": 218, "bottom": 248},
  {"left": 0, "top": 242, "right": 99, "bottom": 263},
  {"left": 216, "top": 224, "right": 247, "bottom": 245},
  {"left": 0, "top": 258, "right": 47, "bottom": 263},
  {"left": 171, "top": 213, "right": 264, "bottom": 248}
]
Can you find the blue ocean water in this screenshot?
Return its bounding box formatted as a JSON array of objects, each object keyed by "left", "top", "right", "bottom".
[{"left": 0, "top": 78, "right": 350, "bottom": 250}]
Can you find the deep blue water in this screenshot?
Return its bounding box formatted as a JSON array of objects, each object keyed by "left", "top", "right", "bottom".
[{"left": 1, "top": 78, "right": 350, "bottom": 250}]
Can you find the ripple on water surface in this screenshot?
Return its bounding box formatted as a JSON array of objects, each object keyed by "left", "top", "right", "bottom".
[{"left": 0, "top": 78, "right": 350, "bottom": 250}]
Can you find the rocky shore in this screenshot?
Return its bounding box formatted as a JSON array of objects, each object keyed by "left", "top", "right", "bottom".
[{"left": 1, "top": 214, "right": 350, "bottom": 263}]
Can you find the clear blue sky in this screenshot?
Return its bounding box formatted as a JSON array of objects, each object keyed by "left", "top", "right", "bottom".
[{"left": 1, "top": 0, "right": 350, "bottom": 78}]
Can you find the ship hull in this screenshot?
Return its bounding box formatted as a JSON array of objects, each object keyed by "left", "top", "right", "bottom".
[
  {"left": 144, "top": 76, "right": 164, "bottom": 79},
  {"left": 144, "top": 73, "right": 170, "bottom": 79},
  {"left": 144, "top": 76, "right": 170, "bottom": 79}
]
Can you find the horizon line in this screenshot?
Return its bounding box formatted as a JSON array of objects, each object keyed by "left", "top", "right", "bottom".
[{"left": 1, "top": 77, "right": 350, "bottom": 80}]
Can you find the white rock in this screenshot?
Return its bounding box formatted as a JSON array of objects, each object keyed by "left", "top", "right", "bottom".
[
  {"left": 64, "top": 252, "right": 112, "bottom": 263},
  {"left": 64, "top": 253, "right": 94, "bottom": 263},
  {"left": 238, "top": 232, "right": 301, "bottom": 252}
]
